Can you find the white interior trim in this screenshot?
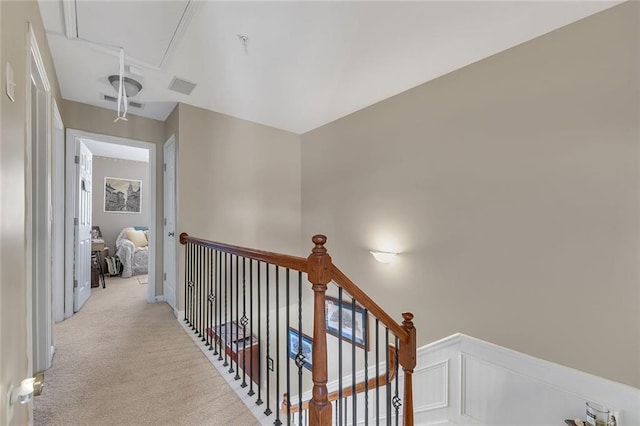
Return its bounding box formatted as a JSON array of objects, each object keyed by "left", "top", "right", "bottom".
[
  {"left": 27, "top": 21, "right": 54, "bottom": 374},
  {"left": 52, "top": 99, "right": 65, "bottom": 323},
  {"left": 65, "top": 129, "right": 157, "bottom": 304},
  {"left": 62, "top": 0, "right": 78, "bottom": 39}
]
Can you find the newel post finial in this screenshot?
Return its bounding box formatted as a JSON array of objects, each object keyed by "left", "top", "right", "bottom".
[
  {"left": 402, "top": 312, "right": 414, "bottom": 329},
  {"left": 307, "top": 234, "right": 332, "bottom": 425},
  {"left": 311, "top": 234, "right": 327, "bottom": 255},
  {"left": 179, "top": 232, "right": 189, "bottom": 245}
]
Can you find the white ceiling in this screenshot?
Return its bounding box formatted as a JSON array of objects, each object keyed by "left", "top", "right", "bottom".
[
  {"left": 82, "top": 138, "right": 149, "bottom": 162},
  {"left": 39, "top": 1, "right": 622, "bottom": 134}
]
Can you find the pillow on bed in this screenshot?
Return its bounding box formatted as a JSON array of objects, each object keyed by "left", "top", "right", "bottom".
[{"left": 126, "top": 229, "right": 148, "bottom": 247}]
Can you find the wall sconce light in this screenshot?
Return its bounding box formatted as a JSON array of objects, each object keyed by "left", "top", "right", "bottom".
[{"left": 370, "top": 251, "right": 398, "bottom": 264}]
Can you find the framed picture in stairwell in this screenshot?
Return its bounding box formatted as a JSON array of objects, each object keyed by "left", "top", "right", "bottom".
[
  {"left": 325, "top": 295, "right": 369, "bottom": 351},
  {"left": 104, "top": 177, "right": 142, "bottom": 213},
  {"left": 288, "top": 327, "right": 312, "bottom": 371}
]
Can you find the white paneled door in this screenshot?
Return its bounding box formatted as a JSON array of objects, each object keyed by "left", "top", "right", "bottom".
[
  {"left": 74, "top": 140, "right": 92, "bottom": 311},
  {"left": 163, "top": 136, "right": 177, "bottom": 311}
]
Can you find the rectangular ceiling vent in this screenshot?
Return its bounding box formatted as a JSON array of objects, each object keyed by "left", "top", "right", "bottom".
[
  {"left": 168, "top": 77, "right": 197, "bottom": 95},
  {"left": 102, "top": 94, "right": 144, "bottom": 109}
]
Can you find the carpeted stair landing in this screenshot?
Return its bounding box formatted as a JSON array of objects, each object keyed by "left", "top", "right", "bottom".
[{"left": 34, "top": 276, "right": 258, "bottom": 426}]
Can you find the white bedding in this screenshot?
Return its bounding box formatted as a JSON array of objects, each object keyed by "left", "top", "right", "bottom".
[{"left": 115, "top": 227, "right": 149, "bottom": 278}]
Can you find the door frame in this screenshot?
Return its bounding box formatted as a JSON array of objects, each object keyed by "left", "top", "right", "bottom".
[
  {"left": 65, "top": 129, "right": 158, "bottom": 304},
  {"left": 163, "top": 134, "right": 177, "bottom": 315},
  {"left": 52, "top": 99, "right": 66, "bottom": 322},
  {"left": 26, "top": 22, "right": 54, "bottom": 374}
]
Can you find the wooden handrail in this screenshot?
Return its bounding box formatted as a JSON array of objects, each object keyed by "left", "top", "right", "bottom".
[
  {"left": 179, "top": 233, "right": 308, "bottom": 272},
  {"left": 330, "top": 265, "right": 410, "bottom": 344},
  {"left": 280, "top": 345, "right": 397, "bottom": 414},
  {"left": 180, "top": 232, "right": 416, "bottom": 425},
  {"left": 180, "top": 233, "right": 408, "bottom": 344}
]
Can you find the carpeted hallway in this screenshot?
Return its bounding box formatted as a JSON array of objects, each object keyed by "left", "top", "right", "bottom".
[{"left": 34, "top": 276, "right": 258, "bottom": 425}]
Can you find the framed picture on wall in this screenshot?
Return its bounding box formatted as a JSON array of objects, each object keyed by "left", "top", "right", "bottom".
[
  {"left": 325, "top": 295, "right": 369, "bottom": 350},
  {"left": 104, "top": 177, "right": 142, "bottom": 213},
  {"left": 288, "top": 327, "right": 312, "bottom": 371}
]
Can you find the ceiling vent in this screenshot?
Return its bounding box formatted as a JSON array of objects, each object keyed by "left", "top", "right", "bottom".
[
  {"left": 102, "top": 94, "right": 144, "bottom": 109},
  {"left": 168, "top": 77, "right": 197, "bottom": 95}
]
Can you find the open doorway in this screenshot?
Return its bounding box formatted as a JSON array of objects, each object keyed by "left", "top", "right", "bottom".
[{"left": 61, "top": 129, "right": 157, "bottom": 319}]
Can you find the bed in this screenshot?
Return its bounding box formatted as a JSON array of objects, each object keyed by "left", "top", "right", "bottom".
[{"left": 115, "top": 227, "right": 149, "bottom": 278}]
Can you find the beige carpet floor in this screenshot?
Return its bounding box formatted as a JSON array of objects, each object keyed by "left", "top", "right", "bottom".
[{"left": 34, "top": 276, "right": 258, "bottom": 426}]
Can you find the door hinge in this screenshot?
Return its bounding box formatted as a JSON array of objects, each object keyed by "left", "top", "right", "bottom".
[
  {"left": 74, "top": 217, "right": 79, "bottom": 226},
  {"left": 164, "top": 218, "right": 167, "bottom": 226},
  {"left": 164, "top": 272, "right": 166, "bottom": 280},
  {"left": 164, "top": 163, "right": 167, "bottom": 171},
  {"left": 74, "top": 155, "right": 80, "bottom": 164},
  {"left": 73, "top": 279, "right": 78, "bottom": 288}
]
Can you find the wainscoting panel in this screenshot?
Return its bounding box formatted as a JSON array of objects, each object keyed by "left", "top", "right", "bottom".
[
  {"left": 411, "top": 333, "right": 640, "bottom": 426},
  {"left": 414, "top": 360, "right": 449, "bottom": 412}
]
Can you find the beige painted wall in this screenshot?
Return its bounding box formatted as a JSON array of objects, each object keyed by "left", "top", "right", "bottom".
[
  {"left": 302, "top": 2, "right": 640, "bottom": 387},
  {"left": 175, "top": 103, "right": 302, "bottom": 310},
  {"left": 0, "top": 1, "right": 63, "bottom": 423},
  {"left": 61, "top": 100, "right": 166, "bottom": 295},
  {"left": 92, "top": 157, "right": 150, "bottom": 251}
]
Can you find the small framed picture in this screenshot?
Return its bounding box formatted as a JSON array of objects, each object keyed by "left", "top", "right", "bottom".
[
  {"left": 325, "top": 296, "right": 369, "bottom": 350},
  {"left": 288, "top": 327, "right": 312, "bottom": 371}
]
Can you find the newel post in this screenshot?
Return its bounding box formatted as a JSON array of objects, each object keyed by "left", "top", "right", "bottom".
[
  {"left": 399, "top": 312, "right": 417, "bottom": 426},
  {"left": 306, "top": 235, "right": 333, "bottom": 425}
]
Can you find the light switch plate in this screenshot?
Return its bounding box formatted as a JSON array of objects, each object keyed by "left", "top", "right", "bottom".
[{"left": 6, "top": 62, "right": 15, "bottom": 102}]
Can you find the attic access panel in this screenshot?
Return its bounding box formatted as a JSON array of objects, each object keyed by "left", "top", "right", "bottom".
[{"left": 75, "top": 0, "right": 190, "bottom": 67}]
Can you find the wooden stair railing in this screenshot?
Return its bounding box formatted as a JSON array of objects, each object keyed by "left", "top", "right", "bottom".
[
  {"left": 280, "top": 344, "right": 397, "bottom": 414},
  {"left": 179, "top": 233, "right": 417, "bottom": 425}
]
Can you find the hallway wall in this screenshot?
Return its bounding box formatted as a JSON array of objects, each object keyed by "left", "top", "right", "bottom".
[
  {"left": 92, "top": 157, "right": 151, "bottom": 251},
  {"left": 301, "top": 2, "right": 640, "bottom": 387},
  {"left": 0, "top": 1, "right": 63, "bottom": 423}
]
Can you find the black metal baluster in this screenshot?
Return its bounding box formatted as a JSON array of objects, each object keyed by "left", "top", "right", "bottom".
[
  {"left": 183, "top": 242, "right": 189, "bottom": 323},
  {"left": 192, "top": 244, "right": 198, "bottom": 331},
  {"left": 386, "top": 328, "right": 391, "bottom": 426},
  {"left": 235, "top": 254, "right": 240, "bottom": 380},
  {"left": 393, "top": 337, "right": 400, "bottom": 426},
  {"left": 241, "top": 257, "right": 248, "bottom": 388},
  {"left": 285, "top": 268, "right": 291, "bottom": 425},
  {"left": 213, "top": 250, "right": 219, "bottom": 356},
  {"left": 344, "top": 396, "right": 348, "bottom": 425},
  {"left": 338, "top": 287, "right": 343, "bottom": 425},
  {"left": 205, "top": 247, "right": 210, "bottom": 346},
  {"left": 376, "top": 319, "right": 380, "bottom": 426},
  {"left": 297, "top": 271, "right": 303, "bottom": 426},
  {"left": 364, "top": 309, "right": 369, "bottom": 426},
  {"left": 256, "top": 261, "right": 263, "bottom": 406},
  {"left": 200, "top": 245, "right": 205, "bottom": 340},
  {"left": 248, "top": 259, "right": 255, "bottom": 397},
  {"left": 229, "top": 254, "right": 234, "bottom": 374},
  {"left": 195, "top": 244, "right": 200, "bottom": 334},
  {"left": 208, "top": 248, "right": 214, "bottom": 351},
  {"left": 218, "top": 251, "right": 223, "bottom": 361},
  {"left": 265, "top": 263, "right": 272, "bottom": 416},
  {"left": 274, "top": 266, "right": 281, "bottom": 425},
  {"left": 190, "top": 244, "right": 196, "bottom": 330},
  {"left": 352, "top": 298, "right": 358, "bottom": 425},
  {"left": 224, "top": 253, "right": 229, "bottom": 367}
]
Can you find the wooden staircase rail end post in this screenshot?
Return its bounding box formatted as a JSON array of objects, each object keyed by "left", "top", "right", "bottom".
[
  {"left": 306, "top": 235, "right": 333, "bottom": 426},
  {"left": 399, "top": 312, "right": 417, "bottom": 426}
]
